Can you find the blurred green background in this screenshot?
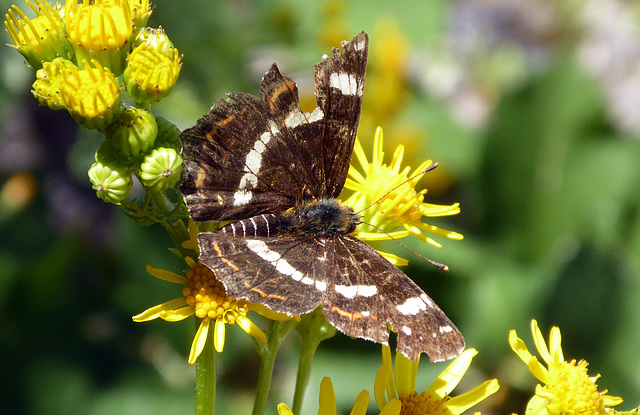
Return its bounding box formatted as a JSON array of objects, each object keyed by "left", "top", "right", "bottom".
[{"left": 2, "top": 0, "right": 640, "bottom": 414}]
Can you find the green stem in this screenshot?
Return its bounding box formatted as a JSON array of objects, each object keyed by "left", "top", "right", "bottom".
[
  {"left": 291, "top": 308, "right": 336, "bottom": 415},
  {"left": 253, "top": 320, "right": 298, "bottom": 415},
  {"left": 148, "top": 190, "right": 190, "bottom": 254},
  {"left": 195, "top": 321, "right": 216, "bottom": 415}
]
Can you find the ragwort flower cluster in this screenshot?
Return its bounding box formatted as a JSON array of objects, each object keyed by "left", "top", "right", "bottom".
[{"left": 5, "top": 0, "right": 182, "bottom": 204}]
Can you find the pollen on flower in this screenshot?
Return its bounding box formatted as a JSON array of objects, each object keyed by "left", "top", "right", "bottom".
[
  {"left": 542, "top": 360, "right": 606, "bottom": 415},
  {"left": 183, "top": 262, "right": 247, "bottom": 323},
  {"left": 400, "top": 391, "right": 451, "bottom": 415}
]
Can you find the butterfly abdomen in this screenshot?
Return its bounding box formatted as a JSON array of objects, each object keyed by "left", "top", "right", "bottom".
[{"left": 219, "top": 214, "right": 282, "bottom": 237}]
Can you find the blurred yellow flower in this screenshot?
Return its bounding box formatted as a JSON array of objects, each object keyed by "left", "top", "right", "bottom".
[
  {"left": 277, "top": 377, "right": 401, "bottom": 415},
  {"left": 375, "top": 346, "right": 499, "bottom": 415},
  {"left": 343, "top": 127, "right": 463, "bottom": 267},
  {"left": 509, "top": 320, "right": 623, "bottom": 415}
]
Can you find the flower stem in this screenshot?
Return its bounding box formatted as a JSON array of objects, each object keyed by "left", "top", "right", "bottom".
[
  {"left": 195, "top": 320, "right": 216, "bottom": 415},
  {"left": 252, "top": 320, "right": 298, "bottom": 415},
  {"left": 291, "top": 308, "right": 336, "bottom": 415}
]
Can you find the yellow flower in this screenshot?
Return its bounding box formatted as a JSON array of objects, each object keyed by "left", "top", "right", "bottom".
[
  {"left": 343, "top": 127, "right": 463, "bottom": 267},
  {"left": 123, "top": 27, "right": 182, "bottom": 105},
  {"left": 277, "top": 377, "right": 401, "bottom": 415},
  {"left": 375, "top": 346, "right": 499, "bottom": 415},
  {"left": 134, "top": 222, "right": 294, "bottom": 364},
  {"left": 509, "top": 320, "right": 623, "bottom": 415},
  {"left": 60, "top": 59, "right": 121, "bottom": 130},
  {"left": 32, "top": 57, "right": 77, "bottom": 110},
  {"left": 65, "top": 0, "right": 134, "bottom": 75},
  {"left": 133, "top": 257, "right": 269, "bottom": 364},
  {"left": 4, "top": 0, "right": 71, "bottom": 69}
]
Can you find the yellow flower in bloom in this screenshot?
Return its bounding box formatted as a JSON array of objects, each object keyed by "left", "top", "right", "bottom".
[
  {"left": 65, "top": 0, "right": 134, "bottom": 75},
  {"left": 4, "top": 0, "right": 71, "bottom": 69},
  {"left": 277, "top": 377, "right": 401, "bottom": 415},
  {"left": 60, "top": 59, "right": 121, "bottom": 130},
  {"left": 509, "top": 320, "right": 623, "bottom": 415},
  {"left": 375, "top": 346, "right": 499, "bottom": 415},
  {"left": 343, "top": 127, "right": 463, "bottom": 266},
  {"left": 124, "top": 28, "right": 182, "bottom": 105},
  {"left": 133, "top": 257, "right": 269, "bottom": 364}
]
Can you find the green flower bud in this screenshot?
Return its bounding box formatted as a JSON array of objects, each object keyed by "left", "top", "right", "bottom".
[
  {"left": 154, "top": 116, "right": 182, "bottom": 151},
  {"left": 133, "top": 27, "right": 174, "bottom": 54},
  {"left": 88, "top": 160, "right": 133, "bottom": 204},
  {"left": 32, "top": 58, "right": 76, "bottom": 110},
  {"left": 95, "top": 140, "right": 137, "bottom": 169},
  {"left": 4, "top": 0, "right": 72, "bottom": 70},
  {"left": 106, "top": 107, "right": 158, "bottom": 158},
  {"left": 123, "top": 27, "right": 182, "bottom": 105},
  {"left": 129, "top": 0, "right": 152, "bottom": 30},
  {"left": 139, "top": 147, "right": 183, "bottom": 192}
]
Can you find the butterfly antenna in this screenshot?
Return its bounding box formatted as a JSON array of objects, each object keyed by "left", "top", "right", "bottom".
[
  {"left": 354, "top": 163, "right": 438, "bottom": 215},
  {"left": 358, "top": 220, "right": 449, "bottom": 271}
]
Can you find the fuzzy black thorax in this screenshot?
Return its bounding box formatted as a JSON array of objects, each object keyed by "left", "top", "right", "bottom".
[{"left": 280, "top": 198, "right": 360, "bottom": 236}]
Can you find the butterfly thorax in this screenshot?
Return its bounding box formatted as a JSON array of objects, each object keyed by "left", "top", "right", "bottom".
[
  {"left": 280, "top": 198, "right": 360, "bottom": 236},
  {"left": 218, "top": 198, "right": 359, "bottom": 238}
]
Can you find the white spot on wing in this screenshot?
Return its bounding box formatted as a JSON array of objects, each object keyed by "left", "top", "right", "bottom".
[
  {"left": 329, "top": 72, "right": 359, "bottom": 95},
  {"left": 402, "top": 326, "right": 412, "bottom": 336},
  {"left": 439, "top": 325, "right": 453, "bottom": 333},
  {"left": 233, "top": 121, "right": 279, "bottom": 206},
  {"left": 335, "top": 284, "right": 377, "bottom": 299},
  {"left": 355, "top": 39, "right": 366, "bottom": 51},
  {"left": 396, "top": 296, "right": 427, "bottom": 316},
  {"left": 246, "top": 239, "right": 305, "bottom": 282}
]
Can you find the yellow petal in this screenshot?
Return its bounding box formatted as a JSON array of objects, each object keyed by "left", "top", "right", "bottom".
[
  {"left": 353, "top": 137, "right": 370, "bottom": 172},
  {"left": 372, "top": 126, "right": 384, "bottom": 167},
  {"left": 379, "top": 399, "right": 402, "bottom": 415},
  {"left": 132, "top": 297, "right": 186, "bottom": 321},
  {"left": 276, "top": 403, "right": 294, "bottom": 415},
  {"left": 602, "top": 395, "right": 624, "bottom": 407},
  {"left": 531, "top": 320, "right": 553, "bottom": 366},
  {"left": 237, "top": 315, "right": 267, "bottom": 344},
  {"left": 249, "top": 303, "right": 298, "bottom": 321},
  {"left": 188, "top": 317, "right": 210, "bottom": 364},
  {"left": 394, "top": 351, "right": 419, "bottom": 398},
  {"left": 160, "top": 306, "right": 194, "bottom": 322},
  {"left": 509, "top": 329, "right": 534, "bottom": 364},
  {"left": 354, "top": 230, "right": 411, "bottom": 240},
  {"left": 548, "top": 326, "right": 563, "bottom": 364},
  {"left": 375, "top": 251, "right": 409, "bottom": 267},
  {"left": 428, "top": 348, "right": 477, "bottom": 397},
  {"left": 318, "top": 377, "right": 337, "bottom": 415},
  {"left": 350, "top": 390, "right": 369, "bottom": 415},
  {"left": 214, "top": 317, "right": 226, "bottom": 353},
  {"left": 145, "top": 264, "right": 188, "bottom": 284},
  {"left": 445, "top": 379, "right": 500, "bottom": 415}
]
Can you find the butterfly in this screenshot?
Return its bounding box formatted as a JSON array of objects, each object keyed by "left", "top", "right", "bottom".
[{"left": 179, "top": 32, "right": 464, "bottom": 362}]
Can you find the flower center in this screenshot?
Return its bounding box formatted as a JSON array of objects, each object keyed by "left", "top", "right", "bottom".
[
  {"left": 543, "top": 360, "right": 604, "bottom": 415},
  {"left": 182, "top": 263, "right": 247, "bottom": 323},
  {"left": 399, "top": 391, "right": 453, "bottom": 415}
]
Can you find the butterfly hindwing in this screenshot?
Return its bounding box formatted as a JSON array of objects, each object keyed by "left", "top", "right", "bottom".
[
  {"left": 328, "top": 236, "right": 465, "bottom": 362},
  {"left": 197, "top": 232, "right": 327, "bottom": 315}
]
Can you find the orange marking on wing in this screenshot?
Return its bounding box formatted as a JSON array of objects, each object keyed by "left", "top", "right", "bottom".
[
  {"left": 267, "top": 79, "right": 296, "bottom": 110},
  {"left": 328, "top": 303, "right": 369, "bottom": 321},
  {"left": 249, "top": 286, "right": 286, "bottom": 301},
  {"left": 211, "top": 241, "right": 239, "bottom": 271}
]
